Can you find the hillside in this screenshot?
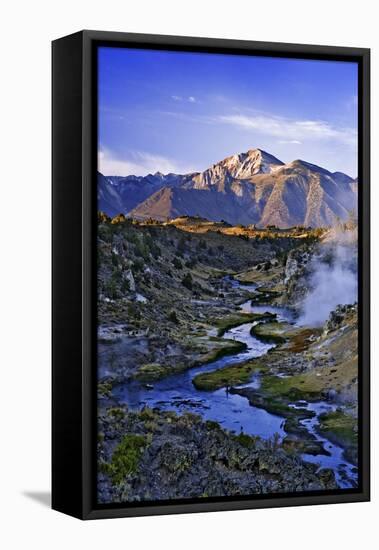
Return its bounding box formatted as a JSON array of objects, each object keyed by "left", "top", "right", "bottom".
[{"left": 97, "top": 215, "right": 358, "bottom": 499}]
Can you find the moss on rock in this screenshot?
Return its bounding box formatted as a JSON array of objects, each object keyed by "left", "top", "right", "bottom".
[{"left": 100, "top": 434, "right": 147, "bottom": 485}]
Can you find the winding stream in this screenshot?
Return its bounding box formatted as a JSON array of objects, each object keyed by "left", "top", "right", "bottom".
[{"left": 111, "top": 280, "right": 357, "bottom": 489}]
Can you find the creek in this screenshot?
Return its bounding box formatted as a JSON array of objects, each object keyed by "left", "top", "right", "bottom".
[{"left": 111, "top": 280, "right": 357, "bottom": 488}]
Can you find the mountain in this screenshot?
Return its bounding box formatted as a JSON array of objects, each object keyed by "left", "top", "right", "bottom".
[
  {"left": 98, "top": 173, "right": 126, "bottom": 218},
  {"left": 100, "top": 148, "right": 357, "bottom": 228},
  {"left": 97, "top": 171, "right": 189, "bottom": 217},
  {"left": 187, "top": 149, "right": 284, "bottom": 189}
]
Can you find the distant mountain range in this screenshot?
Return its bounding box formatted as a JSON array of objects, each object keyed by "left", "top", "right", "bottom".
[{"left": 98, "top": 148, "right": 357, "bottom": 228}]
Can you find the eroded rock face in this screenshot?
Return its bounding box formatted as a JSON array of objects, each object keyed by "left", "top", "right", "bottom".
[
  {"left": 282, "top": 245, "right": 313, "bottom": 305},
  {"left": 324, "top": 303, "right": 357, "bottom": 335},
  {"left": 122, "top": 269, "right": 136, "bottom": 292}
]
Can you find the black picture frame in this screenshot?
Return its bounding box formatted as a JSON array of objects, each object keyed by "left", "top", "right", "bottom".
[{"left": 52, "top": 30, "right": 370, "bottom": 520}]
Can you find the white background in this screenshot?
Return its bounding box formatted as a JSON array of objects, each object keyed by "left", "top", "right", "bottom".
[{"left": 0, "top": 0, "right": 376, "bottom": 548}]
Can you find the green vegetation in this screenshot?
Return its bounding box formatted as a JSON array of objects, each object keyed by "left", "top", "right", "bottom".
[
  {"left": 260, "top": 371, "right": 324, "bottom": 401},
  {"left": 205, "top": 420, "right": 221, "bottom": 431},
  {"left": 251, "top": 321, "right": 289, "bottom": 343},
  {"left": 181, "top": 272, "right": 193, "bottom": 290},
  {"left": 134, "top": 363, "right": 173, "bottom": 381},
  {"left": 233, "top": 432, "right": 258, "bottom": 449},
  {"left": 251, "top": 322, "right": 321, "bottom": 351},
  {"left": 120, "top": 278, "right": 130, "bottom": 293},
  {"left": 216, "top": 311, "right": 276, "bottom": 336},
  {"left": 104, "top": 278, "right": 118, "bottom": 300},
  {"left": 318, "top": 410, "right": 357, "bottom": 448},
  {"left": 97, "top": 380, "right": 112, "bottom": 398},
  {"left": 134, "top": 338, "right": 247, "bottom": 382},
  {"left": 108, "top": 407, "right": 125, "bottom": 420},
  {"left": 192, "top": 359, "right": 263, "bottom": 391},
  {"left": 132, "top": 258, "right": 144, "bottom": 272},
  {"left": 185, "top": 258, "right": 197, "bottom": 269},
  {"left": 196, "top": 338, "right": 247, "bottom": 365},
  {"left": 172, "top": 256, "right": 183, "bottom": 269},
  {"left": 168, "top": 310, "right": 179, "bottom": 324},
  {"left": 100, "top": 434, "right": 147, "bottom": 485}
]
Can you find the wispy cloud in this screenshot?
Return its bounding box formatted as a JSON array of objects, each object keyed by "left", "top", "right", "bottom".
[
  {"left": 217, "top": 113, "right": 357, "bottom": 146},
  {"left": 278, "top": 139, "right": 302, "bottom": 145},
  {"left": 98, "top": 148, "right": 194, "bottom": 176},
  {"left": 171, "top": 95, "right": 197, "bottom": 103}
]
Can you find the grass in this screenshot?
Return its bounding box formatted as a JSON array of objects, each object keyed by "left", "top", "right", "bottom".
[
  {"left": 233, "top": 432, "right": 258, "bottom": 449},
  {"left": 260, "top": 371, "right": 324, "bottom": 400},
  {"left": 279, "top": 328, "right": 322, "bottom": 352},
  {"left": 318, "top": 410, "right": 357, "bottom": 448},
  {"left": 250, "top": 287, "right": 281, "bottom": 304},
  {"left": 215, "top": 311, "right": 275, "bottom": 336},
  {"left": 251, "top": 322, "right": 289, "bottom": 343},
  {"left": 196, "top": 338, "right": 247, "bottom": 365},
  {"left": 134, "top": 363, "right": 172, "bottom": 381},
  {"left": 192, "top": 360, "right": 264, "bottom": 391},
  {"left": 134, "top": 362, "right": 188, "bottom": 382},
  {"left": 97, "top": 381, "right": 113, "bottom": 398},
  {"left": 252, "top": 322, "right": 321, "bottom": 351},
  {"left": 100, "top": 434, "right": 147, "bottom": 485}
]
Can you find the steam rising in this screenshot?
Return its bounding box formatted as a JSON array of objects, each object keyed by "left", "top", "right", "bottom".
[{"left": 299, "top": 235, "right": 358, "bottom": 326}]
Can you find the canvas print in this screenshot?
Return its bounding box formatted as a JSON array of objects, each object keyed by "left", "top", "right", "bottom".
[{"left": 96, "top": 47, "right": 359, "bottom": 505}]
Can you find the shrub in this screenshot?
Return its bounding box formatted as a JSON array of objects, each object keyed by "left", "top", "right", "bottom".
[
  {"left": 133, "top": 258, "right": 144, "bottom": 272},
  {"left": 111, "top": 252, "right": 119, "bottom": 266},
  {"left": 126, "top": 232, "right": 140, "bottom": 245},
  {"left": 120, "top": 278, "right": 130, "bottom": 293},
  {"left": 105, "top": 279, "right": 118, "bottom": 300},
  {"left": 108, "top": 407, "right": 125, "bottom": 420},
  {"left": 151, "top": 244, "right": 161, "bottom": 259},
  {"left": 98, "top": 224, "right": 114, "bottom": 242},
  {"left": 168, "top": 310, "right": 179, "bottom": 324},
  {"left": 172, "top": 256, "right": 183, "bottom": 269},
  {"left": 185, "top": 258, "right": 197, "bottom": 269},
  {"left": 134, "top": 240, "right": 149, "bottom": 260},
  {"left": 127, "top": 302, "right": 141, "bottom": 320},
  {"left": 234, "top": 432, "right": 255, "bottom": 448},
  {"left": 182, "top": 273, "right": 193, "bottom": 290}
]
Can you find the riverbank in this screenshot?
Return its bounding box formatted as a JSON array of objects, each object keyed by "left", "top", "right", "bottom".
[
  {"left": 97, "top": 218, "right": 359, "bottom": 499},
  {"left": 97, "top": 404, "right": 337, "bottom": 504}
]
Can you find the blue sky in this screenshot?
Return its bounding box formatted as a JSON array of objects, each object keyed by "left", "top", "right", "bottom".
[{"left": 98, "top": 47, "right": 358, "bottom": 178}]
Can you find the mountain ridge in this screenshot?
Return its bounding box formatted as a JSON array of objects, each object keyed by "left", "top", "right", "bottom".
[{"left": 98, "top": 148, "right": 357, "bottom": 227}]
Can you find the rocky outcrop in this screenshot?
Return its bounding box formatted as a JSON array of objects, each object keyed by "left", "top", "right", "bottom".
[
  {"left": 324, "top": 303, "right": 357, "bottom": 335},
  {"left": 281, "top": 244, "right": 314, "bottom": 306},
  {"left": 97, "top": 406, "right": 337, "bottom": 504}
]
